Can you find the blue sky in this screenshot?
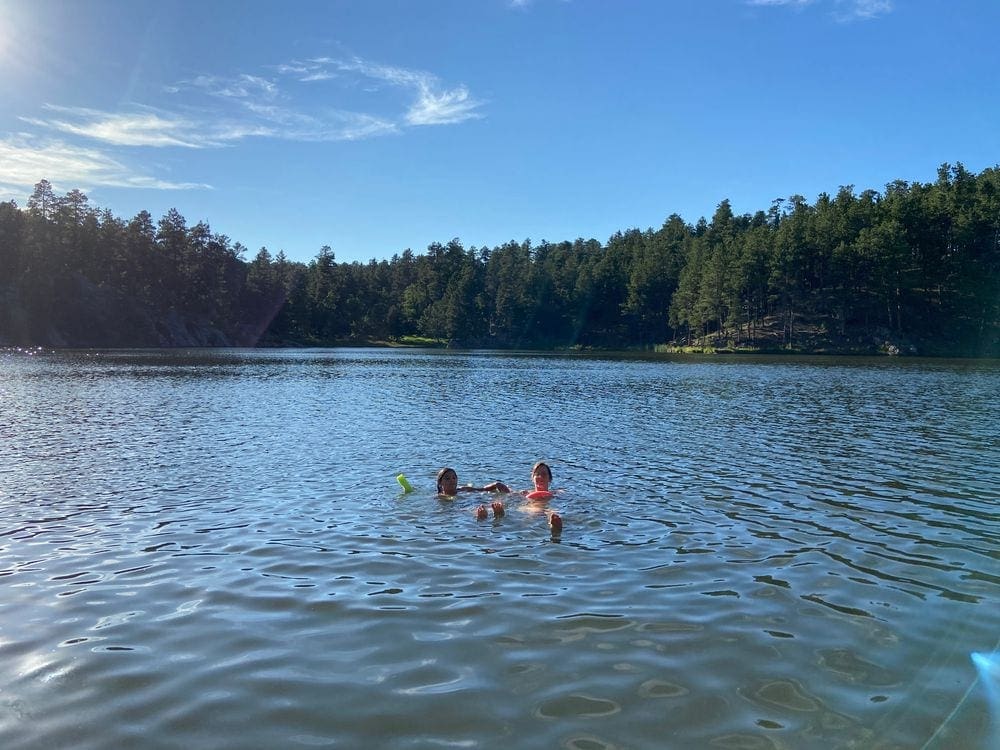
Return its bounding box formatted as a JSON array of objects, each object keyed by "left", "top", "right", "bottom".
[{"left": 1, "top": 0, "right": 997, "bottom": 264}]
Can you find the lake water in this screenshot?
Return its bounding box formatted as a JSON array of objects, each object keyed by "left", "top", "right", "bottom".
[{"left": 1, "top": 348, "right": 998, "bottom": 749}]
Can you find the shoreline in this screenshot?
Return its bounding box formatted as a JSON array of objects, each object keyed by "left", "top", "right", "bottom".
[{"left": 6, "top": 339, "right": 998, "bottom": 360}]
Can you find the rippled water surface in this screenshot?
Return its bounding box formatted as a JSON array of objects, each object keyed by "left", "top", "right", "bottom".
[{"left": 2, "top": 348, "right": 998, "bottom": 749}]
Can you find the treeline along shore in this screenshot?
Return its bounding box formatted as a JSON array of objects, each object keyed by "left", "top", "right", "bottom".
[{"left": 1, "top": 163, "right": 998, "bottom": 356}]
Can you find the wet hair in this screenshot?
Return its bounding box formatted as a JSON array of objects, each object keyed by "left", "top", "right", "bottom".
[
  {"left": 531, "top": 461, "right": 552, "bottom": 481},
  {"left": 436, "top": 467, "right": 457, "bottom": 493}
]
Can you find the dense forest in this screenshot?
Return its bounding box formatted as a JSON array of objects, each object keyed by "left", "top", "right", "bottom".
[{"left": 1, "top": 163, "right": 998, "bottom": 356}]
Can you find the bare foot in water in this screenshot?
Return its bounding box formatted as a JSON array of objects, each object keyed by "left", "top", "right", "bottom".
[
  {"left": 549, "top": 512, "right": 562, "bottom": 533},
  {"left": 475, "top": 505, "right": 488, "bottom": 521},
  {"left": 491, "top": 501, "right": 505, "bottom": 518}
]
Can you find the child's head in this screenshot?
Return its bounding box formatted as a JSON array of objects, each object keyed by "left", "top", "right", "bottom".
[
  {"left": 437, "top": 467, "right": 459, "bottom": 494},
  {"left": 531, "top": 461, "right": 552, "bottom": 489}
]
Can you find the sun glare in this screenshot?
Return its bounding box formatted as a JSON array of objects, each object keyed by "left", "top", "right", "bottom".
[
  {"left": 0, "top": 0, "right": 31, "bottom": 73},
  {"left": 0, "top": 6, "right": 14, "bottom": 71}
]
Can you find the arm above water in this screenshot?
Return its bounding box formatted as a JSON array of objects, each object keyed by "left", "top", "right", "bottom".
[{"left": 458, "top": 481, "right": 510, "bottom": 493}]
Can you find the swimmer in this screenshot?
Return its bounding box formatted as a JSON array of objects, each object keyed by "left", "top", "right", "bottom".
[
  {"left": 436, "top": 467, "right": 509, "bottom": 519},
  {"left": 528, "top": 461, "right": 553, "bottom": 496},
  {"left": 524, "top": 461, "right": 562, "bottom": 533}
]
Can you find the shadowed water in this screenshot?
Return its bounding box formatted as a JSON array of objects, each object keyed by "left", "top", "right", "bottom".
[{"left": 1, "top": 348, "right": 998, "bottom": 749}]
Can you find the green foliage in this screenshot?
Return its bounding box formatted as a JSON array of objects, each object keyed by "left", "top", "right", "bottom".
[{"left": 1, "top": 167, "right": 998, "bottom": 356}]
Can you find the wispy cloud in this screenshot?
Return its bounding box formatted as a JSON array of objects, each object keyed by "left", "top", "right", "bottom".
[
  {"left": 275, "top": 60, "right": 338, "bottom": 83},
  {"left": 406, "top": 84, "right": 480, "bottom": 126},
  {"left": 746, "top": 0, "right": 892, "bottom": 20},
  {"left": 21, "top": 104, "right": 235, "bottom": 148},
  {"left": 166, "top": 54, "right": 481, "bottom": 136},
  {"left": 4, "top": 53, "right": 480, "bottom": 196},
  {"left": 270, "top": 110, "right": 400, "bottom": 142},
  {"left": 176, "top": 65, "right": 405, "bottom": 140},
  {"left": 0, "top": 133, "right": 211, "bottom": 192},
  {"left": 12, "top": 54, "right": 460, "bottom": 156},
  {"left": 195, "top": 73, "right": 280, "bottom": 101},
  {"left": 291, "top": 56, "right": 485, "bottom": 126},
  {"left": 835, "top": 0, "right": 893, "bottom": 21}
]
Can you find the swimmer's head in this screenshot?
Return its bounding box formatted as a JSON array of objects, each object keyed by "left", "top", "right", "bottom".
[
  {"left": 437, "top": 467, "right": 459, "bottom": 494},
  {"left": 531, "top": 462, "right": 552, "bottom": 489}
]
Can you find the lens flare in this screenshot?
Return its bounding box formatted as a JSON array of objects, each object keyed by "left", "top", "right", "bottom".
[{"left": 971, "top": 651, "right": 1000, "bottom": 748}]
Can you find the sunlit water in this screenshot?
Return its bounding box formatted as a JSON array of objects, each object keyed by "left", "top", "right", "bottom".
[{"left": 1, "top": 348, "right": 998, "bottom": 749}]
